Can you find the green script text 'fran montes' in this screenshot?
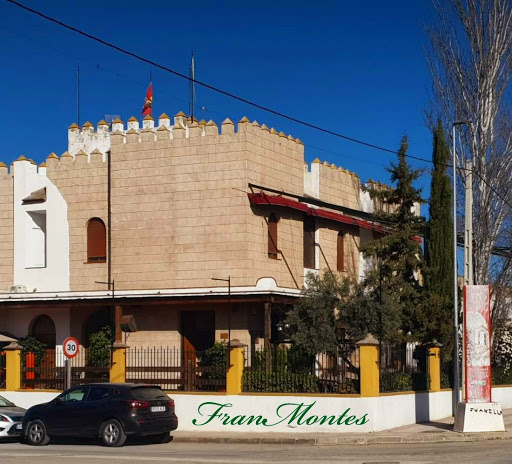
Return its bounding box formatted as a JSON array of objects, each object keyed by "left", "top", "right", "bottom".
[{"left": 192, "top": 402, "right": 369, "bottom": 427}]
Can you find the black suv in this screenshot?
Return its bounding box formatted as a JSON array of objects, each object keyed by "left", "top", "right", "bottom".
[{"left": 22, "top": 383, "right": 178, "bottom": 447}]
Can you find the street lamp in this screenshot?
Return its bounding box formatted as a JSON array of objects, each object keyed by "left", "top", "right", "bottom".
[
  {"left": 276, "top": 321, "right": 291, "bottom": 342},
  {"left": 211, "top": 276, "right": 231, "bottom": 353},
  {"left": 452, "top": 120, "right": 472, "bottom": 410}
]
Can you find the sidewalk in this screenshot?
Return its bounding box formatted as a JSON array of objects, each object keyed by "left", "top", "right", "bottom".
[{"left": 171, "top": 409, "right": 512, "bottom": 446}]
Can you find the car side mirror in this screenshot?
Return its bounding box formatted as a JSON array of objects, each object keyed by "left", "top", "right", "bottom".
[{"left": 53, "top": 397, "right": 63, "bottom": 404}]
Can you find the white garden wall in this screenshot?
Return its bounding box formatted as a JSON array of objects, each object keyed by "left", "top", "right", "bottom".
[{"left": 1, "top": 387, "right": 508, "bottom": 433}]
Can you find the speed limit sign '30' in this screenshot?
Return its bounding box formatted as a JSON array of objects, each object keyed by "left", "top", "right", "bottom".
[{"left": 63, "top": 337, "right": 80, "bottom": 359}]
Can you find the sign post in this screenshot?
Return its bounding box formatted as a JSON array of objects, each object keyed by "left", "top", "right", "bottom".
[
  {"left": 454, "top": 285, "right": 505, "bottom": 432},
  {"left": 62, "top": 337, "right": 80, "bottom": 390}
]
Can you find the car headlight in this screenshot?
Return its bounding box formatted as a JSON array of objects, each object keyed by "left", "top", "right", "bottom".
[{"left": 0, "top": 415, "right": 10, "bottom": 422}]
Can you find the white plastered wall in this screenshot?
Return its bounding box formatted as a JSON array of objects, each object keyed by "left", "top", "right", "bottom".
[
  {"left": 13, "top": 160, "right": 70, "bottom": 292},
  {"left": 8, "top": 389, "right": 504, "bottom": 433}
]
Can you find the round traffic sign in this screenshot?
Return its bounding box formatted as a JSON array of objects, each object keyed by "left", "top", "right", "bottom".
[{"left": 63, "top": 337, "right": 80, "bottom": 359}]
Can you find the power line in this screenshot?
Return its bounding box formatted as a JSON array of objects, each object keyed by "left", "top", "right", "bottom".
[
  {"left": 5, "top": 0, "right": 432, "bottom": 164},
  {"left": 5, "top": 0, "right": 512, "bottom": 212}
]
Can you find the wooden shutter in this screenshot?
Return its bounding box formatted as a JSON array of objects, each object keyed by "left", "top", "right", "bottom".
[
  {"left": 303, "top": 216, "right": 315, "bottom": 269},
  {"left": 337, "top": 232, "right": 345, "bottom": 272},
  {"left": 87, "top": 218, "right": 106, "bottom": 262},
  {"left": 268, "top": 214, "right": 278, "bottom": 259}
]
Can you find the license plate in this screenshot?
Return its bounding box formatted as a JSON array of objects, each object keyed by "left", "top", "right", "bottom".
[
  {"left": 151, "top": 406, "right": 166, "bottom": 412},
  {"left": 15, "top": 424, "right": 22, "bottom": 430}
]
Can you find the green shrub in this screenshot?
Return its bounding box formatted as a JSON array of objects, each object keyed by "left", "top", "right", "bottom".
[
  {"left": 380, "top": 372, "right": 413, "bottom": 392},
  {"left": 242, "top": 371, "right": 319, "bottom": 393},
  {"left": 18, "top": 337, "right": 46, "bottom": 367},
  {"left": 88, "top": 326, "right": 113, "bottom": 367},
  {"left": 441, "top": 370, "right": 452, "bottom": 389},
  {"left": 198, "top": 342, "right": 227, "bottom": 380},
  {"left": 493, "top": 367, "right": 512, "bottom": 385},
  {"left": 380, "top": 371, "right": 429, "bottom": 392}
]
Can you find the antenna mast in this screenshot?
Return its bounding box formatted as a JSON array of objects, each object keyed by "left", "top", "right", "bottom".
[{"left": 189, "top": 51, "right": 195, "bottom": 120}]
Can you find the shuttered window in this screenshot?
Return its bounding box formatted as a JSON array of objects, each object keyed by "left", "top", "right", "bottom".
[
  {"left": 87, "top": 218, "right": 106, "bottom": 263},
  {"left": 337, "top": 232, "right": 345, "bottom": 272},
  {"left": 268, "top": 213, "right": 279, "bottom": 259},
  {"left": 303, "top": 216, "right": 316, "bottom": 269}
]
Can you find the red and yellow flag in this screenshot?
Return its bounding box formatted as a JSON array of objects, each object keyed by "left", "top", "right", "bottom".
[{"left": 142, "top": 81, "right": 153, "bottom": 116}]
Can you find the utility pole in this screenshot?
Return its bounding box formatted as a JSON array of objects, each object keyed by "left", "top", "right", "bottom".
[
  {"left": 452, "top": 120, "right": 472, "bottom": 412},
  {"left": 462, "top": 159, "right": 473, "bottom": 402},
  {"left": 464, "top": 159, "right": 473, "bottom": 287}
]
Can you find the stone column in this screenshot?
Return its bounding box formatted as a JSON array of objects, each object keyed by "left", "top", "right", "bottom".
[
  {"left": 356, "top": 334, "right": 380, "bottom": 397},
  {"left": 226, "top": 339, "right": 247, "bottom": 395},
  {"left": 110, "top": 342, "right": 127, "bottom": 384},
  {"left": 4, "top": 342, "right": 22, "bottom": 391},
  {"left": 428, "top": 340, "right": 443, "bottom": 392}
]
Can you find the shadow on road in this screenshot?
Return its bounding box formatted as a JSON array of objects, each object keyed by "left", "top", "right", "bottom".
[{"left": 10, "top": 435, "right": 174, "bottom": 447}]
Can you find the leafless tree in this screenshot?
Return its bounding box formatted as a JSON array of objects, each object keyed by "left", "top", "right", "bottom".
[{"left": 426, "top": 0, "right": 512, "bottom": 327}]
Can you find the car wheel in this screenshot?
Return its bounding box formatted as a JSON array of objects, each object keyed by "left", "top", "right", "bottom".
[
  {"left": 100, "top": 419, "right": 126, "bottom": 447},
  {"left": 26, "top": 420, "right": 50, "bottom": 446},
  {"left": 149, "top": 431, "right": 171, "bottom": 444}
]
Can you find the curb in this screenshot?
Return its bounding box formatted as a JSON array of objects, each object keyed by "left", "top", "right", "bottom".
[{"left": 172, "top": 432, "right": 512, "bottom": 446}]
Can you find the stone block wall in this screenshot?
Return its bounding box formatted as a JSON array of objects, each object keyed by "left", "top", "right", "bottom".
[
  {"left": 316, "top": 160, "right": 361, "bottom": 210},
  {"left": 46, "top": 150, "right": 108, "bottom": 292},
  {"left": 318, "top": 222, "right": 360, "bottom": 279}
]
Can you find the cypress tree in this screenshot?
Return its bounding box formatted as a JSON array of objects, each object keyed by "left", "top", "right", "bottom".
[
  {"left": 425, "top": 120, "right": 453, "bottom": 298},
  {"left": 424, "top": 120, "right": 454, "bottom": 356}
]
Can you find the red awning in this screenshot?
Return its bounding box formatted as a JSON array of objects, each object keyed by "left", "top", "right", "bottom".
[
  {"left": 248, "top": 192, "right": 310, "bottom": 213},
  {"left": 248, "top": 192, "right": 389, "bottom": 234}
]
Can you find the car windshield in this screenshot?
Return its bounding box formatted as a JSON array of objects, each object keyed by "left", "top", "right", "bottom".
[
  {"left": 130, "top": 387, "right": 168, "bottom": 401},
  {"left": 0, "top": 395, "right": 15, "bottom": 407}
]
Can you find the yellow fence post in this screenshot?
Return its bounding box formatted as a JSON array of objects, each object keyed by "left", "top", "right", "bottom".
[
  {"left": 357, "top": 334, "right": 380, "bottom": 397},
  {"left": 226, "top": 339, "right": 247, "bottom": 395},
  {"left": 428, "top": 340, "right": 442, "bottom": 392},
  {"left": 110, "top": 342, "right": 127, "bottom": 384},
  {"left": 4, "top": 342, "right": 22, "bottom": 391}
]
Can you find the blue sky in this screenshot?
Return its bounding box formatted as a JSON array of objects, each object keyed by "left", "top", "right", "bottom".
[{"left": 0, "top": 1, "right": 437, "bottom": 200}]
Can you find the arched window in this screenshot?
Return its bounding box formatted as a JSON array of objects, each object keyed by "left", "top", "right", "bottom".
[
  {"left": 268, "top": 213, "right": 279, "bottom": 259},
  {"left": 30, "top": 314, "right": 56, "bottom": 348},
  {"left": 87, "top": 218, "right": 106, "bottom": 263},
  {"left": 337, "top": 232, "right": 345, "bottom": 272}
]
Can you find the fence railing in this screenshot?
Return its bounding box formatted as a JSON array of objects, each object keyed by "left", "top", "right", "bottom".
[
  {"left": 0, "top": 351, "right": 6, "bottom": 389},
  {"left": 126, "top": 347, "right": 226, "bottom": 392},
  {"left": 379, "top": 344, "right": 429, "bottom": 392},
  {"left": 242, "top": 345, "right": 360, "bottom": 394},
  {"left": 21, "top": 348, "right": 110, "bottom": 390}
]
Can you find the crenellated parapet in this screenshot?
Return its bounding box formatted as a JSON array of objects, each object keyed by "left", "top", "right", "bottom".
[
  {"left": 107, "top": 111, "right": 303, "bottom": 149},
  {"left": 304, "top": 157, "right": 361, "bottom": 209},
  {"left": 66, "top": 111, "right": 305, "bottom": 160}
]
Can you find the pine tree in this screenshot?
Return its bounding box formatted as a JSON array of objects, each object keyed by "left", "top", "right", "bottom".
[
  {"left": 424, "top": 120, "right": 454, "bottom": 357},
  {"left": 361, "top": 135, "right": 426, "bottom": 342}
]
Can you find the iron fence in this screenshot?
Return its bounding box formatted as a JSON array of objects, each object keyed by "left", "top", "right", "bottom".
[
  {"left": 126, "top": 347, "right": 226, "bottom": 392},
  {"left": 379, "top": 344, "right": 429, "bottom": 392},
  {"left": 0, "top": 351, "right": 6, "bottom": 389},
  {"left": 21, "top": 348, "right": 110, "bottom": 390},
  {"left": 242, "top": 345, "right": 360, "bottom": 394}
]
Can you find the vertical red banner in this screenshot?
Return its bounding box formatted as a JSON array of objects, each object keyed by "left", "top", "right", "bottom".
[{"left": 464, "top": 285, "right": 492, "bottom": 403}]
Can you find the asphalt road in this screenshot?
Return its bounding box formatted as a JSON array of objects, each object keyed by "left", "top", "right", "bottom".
[{"left": 1, "top": 439, "right": 512, "bottom": 464}]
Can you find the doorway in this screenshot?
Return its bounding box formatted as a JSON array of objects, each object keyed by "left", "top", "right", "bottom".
[{"left": 180, "top": 310, "right": 215, "bottom": 391}]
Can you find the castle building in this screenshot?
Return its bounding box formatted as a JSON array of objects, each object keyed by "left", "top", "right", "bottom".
[{"left": 0, "top": 112, "right": 394, "bottom": 355}]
